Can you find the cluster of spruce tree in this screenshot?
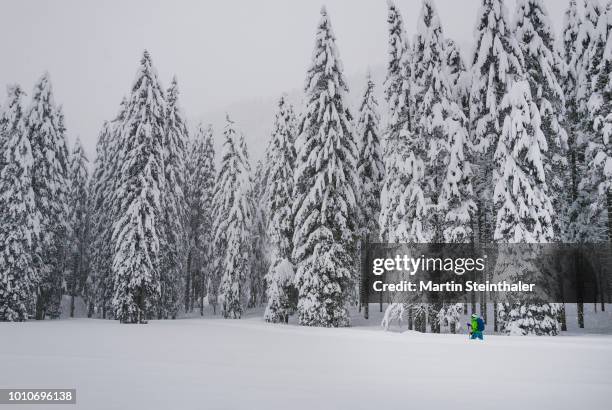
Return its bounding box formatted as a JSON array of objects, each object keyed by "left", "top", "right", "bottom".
[
  {"left": 2, "top": 1, "right": 610, "bottom": 334},
  {"left": 0, "top": 74, "right": 88, "bottom": 322},
  {"left": 379, "top": 0, "right": 612, "bottom": 336},
  {"left": 88, "top": 52, "right": 230, "bottom": 323},
  {"left": 262, "top": 7, "right": 375, "bottom": 327}
]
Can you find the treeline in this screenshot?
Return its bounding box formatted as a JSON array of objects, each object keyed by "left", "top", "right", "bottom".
[
  {"left": 379, "top": 0, "right": 611, "bottom": 336},
  {"left": 1, "top": 0, "right": 611, "bottom": 335}
]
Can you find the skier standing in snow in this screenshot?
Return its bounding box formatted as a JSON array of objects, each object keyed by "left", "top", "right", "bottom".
[{"left": 468, "top": 314, "right": 485, "bottom": 340}]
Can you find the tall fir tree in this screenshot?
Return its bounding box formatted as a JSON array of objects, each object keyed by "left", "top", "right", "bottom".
[
  {"left": 380, "top": 0, "right": 415, "bottom": 243},
  {"left": 159, "top": 76, "right": 189, "bottom": 319},
  {"left": 356, "top": 73, "right": 384, "bottom": 242},
  {"left": 88, "top": 99, "right": 128, "bottom": 318},
  {"left": 0, "top": 85, "right": 41, "bottom": 321},
  {"left": 561, "top": 2, "right": 607, "bottom": 248},
  {"left": 111, "top": 51, "right": 165, "bottom": 323},
  {"left": 213, "top": 117, "right": 253, "bottom": 319},
  {"left": 559, "top": 0, "right": 586, "bottom": 330},
  {"left": 561, "top": 0, "right": 585, "bottom": 242},
  {"left": 26, "top": 73, "right": 70, "bottom": 320},
  {"left": 292, "top": 7, "right": 359, "bottom": 327},
  {"left": 249, "top": 160, "right": 269, "bottom": 308},
  {"left": 411, "top": 0, "right": 475, "bottom": 332},
  {"left": 379, "top": 0, "right": 421, "bottom": 329},
  {"left": 469, "top": 0, "right": 524, "bottom": 247},
  {"left": 514, "top": 0, "right": 569, "bottom": 240},
  {"left": 263, "top": 95, "right": 297, "bottom": 323},
  {"left": 186, "top": 123, "right": 216, "bottom": 315},
  {"left": 66, "top": 138, "right": 89, "bottom": 318},
  {"left": 412, "top": 0, "right": 472, "bottom": 244},
  {"left": 87, "top": 122, "right": 111, "bottom": 317},
  {"left": 492, "top": 79, "right": 559, "bottom": 335}
]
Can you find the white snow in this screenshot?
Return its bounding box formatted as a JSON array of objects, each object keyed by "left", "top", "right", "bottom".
[{"left": 1, "top": 307, "right": 611, "bottom": 410}]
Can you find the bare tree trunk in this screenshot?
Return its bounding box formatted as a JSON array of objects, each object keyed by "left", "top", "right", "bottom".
[
  {"left": 493, "top": 302, "right": 498, "bottom": 332},
  {"left": 575, "top": 251, "right": 585, "bottom": 328},
  {"left": 577, "top": 303, "right": 584, "bottom": 328},
  {"left": 408, "top": 307, "right": 413, "bottom": 331},
  {"left": 560, "top": 304, "right": 567, "bottom": 331},
  {"left": 35, "top": 288, "right": 45, "bottom": 320}
]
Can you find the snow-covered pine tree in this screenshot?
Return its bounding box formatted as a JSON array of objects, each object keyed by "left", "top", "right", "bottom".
[
  {"left": 410, "top": 0, "right": 475, "bottom": 332},
  {"left": 469, "top": 0, "right": 524, "bottom": 247},
  {"left": 557, "top": 0, "right": 582, "bottom": 331},
  {"left": 514, "top": 0, "right": 569, "bottom": 240},
  {"left": 249, "top": 160, "right": 269, "bottom": 308},
  {"left": 562, "top": 1, "right": 608, "bottom": 300},
  {"left": 379, "top": 0, "right": 415, "bottom": 243},
  {"left": 440, "top": 35, "right": 477, "bottom": 333},
  {"left": 26, "top": 73, "right": 70, "bottom": 320},
  {"left": 263, "top": 95, "right": 297, "bottom": 323},
  {"left": 586, "top": 3, "right": 612, "bottom": 242},
  {"left": 412, "top": 0, "right": 472, "bottom": 244},
  {"left": 573, "top": 1, "right": 604, "bottom": 240},
  {"left": 186, "top": 123, "right": 216, "bottom": 315},
  {"left": 213, "top": 117, "right": 253, "bottom": 319},
  {"left": 159, "top": 76, "right": 189, "bottom": 319},
  {"left": 494, "top": 81, "right": 554, "bottom": 246},
  {"left": 356, "top": 73, "right": 384, "bottom": 242},
  {"left": 492, "top": 79, "right": 559, "bottom": 335},
  {"left": 443, "top": 39, "right": 470, "bottom": 116},
  {"left": 0, "top": 85, "right": 41, "bottom": 321},
  {"left": 292, "top": 7, "right": 360, "bottom": 327},
  {"left": 88, "top": 99, "right": 128, "bottom": 318},
  {"left": 87, "top": 122, "right": 112, "bottom": 317},
  {"left": 379, "top": 0, "right": 421, "bottom": 329},
  {"left": 66, "top": 138, "right": 89, "bottom": 318},
  {"left": 111, "top": 51, "right": 165, "bottom": 323}
]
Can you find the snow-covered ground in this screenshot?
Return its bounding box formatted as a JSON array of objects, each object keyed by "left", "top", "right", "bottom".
[{"left": 1, "top": 307, "right": 611, "bottom": 410}]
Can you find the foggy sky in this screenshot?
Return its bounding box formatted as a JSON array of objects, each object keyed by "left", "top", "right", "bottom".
[{"left": 0, "top": 0, "right": 568, "bottom": 160}]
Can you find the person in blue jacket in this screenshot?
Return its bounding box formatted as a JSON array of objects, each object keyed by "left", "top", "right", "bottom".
[{"left": 468, "top": 314, "right": 485, "bottom": 340}]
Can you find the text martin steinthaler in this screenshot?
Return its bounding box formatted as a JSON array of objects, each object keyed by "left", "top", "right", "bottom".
[{"left": 370, "top": 256, "right": 535, "bottom": 293}]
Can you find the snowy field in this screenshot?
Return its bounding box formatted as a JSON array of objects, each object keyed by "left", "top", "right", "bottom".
[{"left": 1, "top": 308, "right": 611, "bottom": 410}]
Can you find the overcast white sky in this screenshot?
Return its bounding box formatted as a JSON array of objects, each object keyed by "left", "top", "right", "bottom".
[{"left": 0, "top": 0, "right": 568, "bottom": 160}]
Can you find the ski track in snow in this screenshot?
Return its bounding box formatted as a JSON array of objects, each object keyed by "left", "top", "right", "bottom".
[{"left": 1, "top": 313, "right": 611, "bottom": 410}]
